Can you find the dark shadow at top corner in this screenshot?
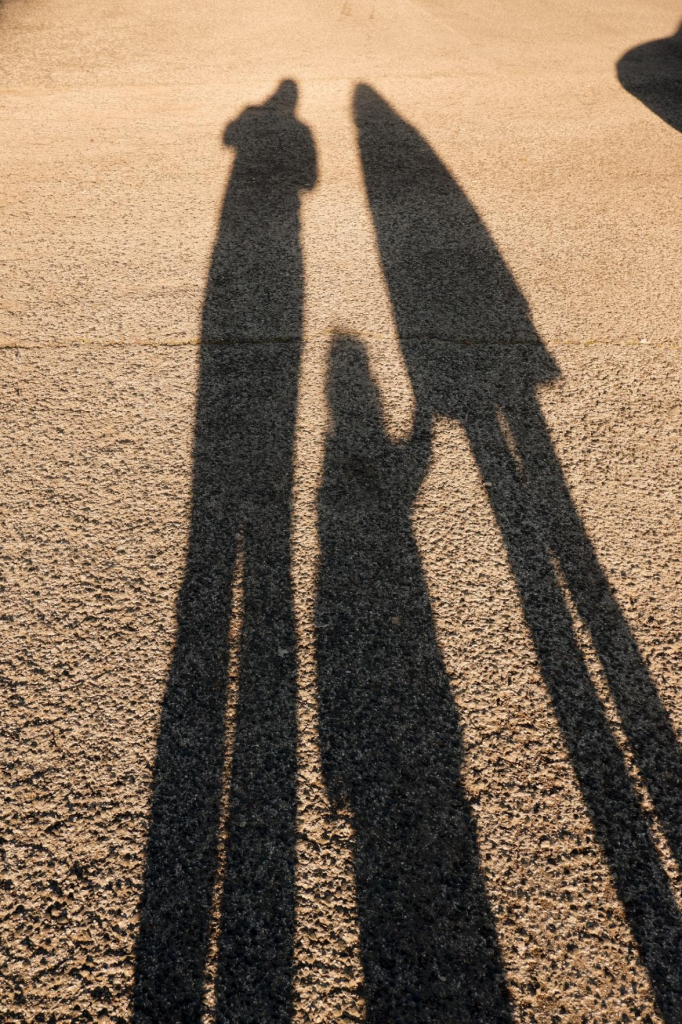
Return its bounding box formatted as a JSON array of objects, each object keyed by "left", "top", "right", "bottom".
[{"left": 617, "top": 22, "right": 682, "bottom": 132}]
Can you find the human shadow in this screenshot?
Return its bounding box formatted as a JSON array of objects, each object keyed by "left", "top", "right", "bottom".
[
  {"left": 354, "top": 83, "right": 682, "bottom": 1021},
  {"left": 132, "top": 80, "right": 316, "bottom": 1023},
  {"left": 316, "top": 335, "right": 512, "bottom": 1022},
  {"left": 618, "top": 22, "right": 682, "bottom": 133}
]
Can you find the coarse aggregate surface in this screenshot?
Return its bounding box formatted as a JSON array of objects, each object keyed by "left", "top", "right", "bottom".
[{"left": 1, "top": 0, "right": 682, "bottom": 1022}]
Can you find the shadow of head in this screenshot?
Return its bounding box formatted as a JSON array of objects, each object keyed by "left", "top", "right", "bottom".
[
  {"left": 222, "top": 78, "right": 304, "bottom": 148},
  {"left": 264, "top": 78, "right": 298, "bottom": 115},
  {"left": 326, "top": 334, "right": 387, "bottom": 444},
  {"left": 202, "top": 77, "right": 316, "bottom": 343},
  {"left": 351, "top": 83, "right": 544, "bottom": 345},
  {"left": 617, "top": 22, "right": 682, "bottom": 132},
  {"left": 352, "top": 83, "right": 558, "bottom": 420}
]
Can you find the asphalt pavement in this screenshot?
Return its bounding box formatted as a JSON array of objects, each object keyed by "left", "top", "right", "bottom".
[{"left": 1, "top": 1, "right": 682, "bottom": 1021}]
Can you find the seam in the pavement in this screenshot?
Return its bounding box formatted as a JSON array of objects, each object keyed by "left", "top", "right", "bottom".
[{"left": 0, "top": 338, "right": 679, "bottom": 351}]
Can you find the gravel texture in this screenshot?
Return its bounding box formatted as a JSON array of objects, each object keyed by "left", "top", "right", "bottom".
[
  {"left": 1, "top": 0, "right": 682, "bottom": 1022},
  {"left": 3, "top": 338, "right": 682, "bottom": 1023}
]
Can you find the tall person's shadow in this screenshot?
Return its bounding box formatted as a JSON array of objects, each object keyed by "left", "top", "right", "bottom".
[
  {"left": 133, "top": 80, "right": 316, "bottom": 1024},
  {"left": 353, "top": 83, "right": 682, "bottom": 1022},
  {"left": 618, "top": 22, "right": 682, "bottom": 133}
]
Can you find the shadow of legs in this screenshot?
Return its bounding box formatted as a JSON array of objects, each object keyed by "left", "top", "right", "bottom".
[
  {"left": 465, "top": 404, "right": 682, "bottom": 1020},
  {"left": 506, "top": 394, "right": 682, "bottom": 874},
  {"left": 215, "top": 488, "right": 298, "bottom": 1023},
  {"left": 133, "top": 345, "right": 301, "bottom": 1024}
]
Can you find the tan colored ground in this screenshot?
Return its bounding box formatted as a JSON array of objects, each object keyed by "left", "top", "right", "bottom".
[{"left": 1, "top": 0, "right": 681, "bottom": 1022}]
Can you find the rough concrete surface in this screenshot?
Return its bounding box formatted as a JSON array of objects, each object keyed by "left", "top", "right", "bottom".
[{"left": 1, "top": 0, "right": 682, "bottom": 1022}]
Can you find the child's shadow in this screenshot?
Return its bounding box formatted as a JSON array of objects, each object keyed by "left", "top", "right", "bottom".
[{"left": 315, "top": 334, "right": 512, "bottom": 1023}]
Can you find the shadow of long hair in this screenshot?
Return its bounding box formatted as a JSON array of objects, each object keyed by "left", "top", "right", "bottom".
[
  {"left": 618, "top": 22, "right": 682, "bottom": 133},
  {"left": 132, "top": 79, "right": 316, "bottom": 1024},
  {"left": 354, "top": 82, "right": 682, "bottom": 1022}
]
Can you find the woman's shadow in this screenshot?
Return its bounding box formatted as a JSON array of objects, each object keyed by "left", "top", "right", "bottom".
[
  {"left": 618, "top": 22, "right": 682, "bottom": 133},
  {"left": 352, "top": 83, "right": 682, "bottom": 1023},
  {"left": 132, "top": 80, "right": 316, "bottom": 1023}
]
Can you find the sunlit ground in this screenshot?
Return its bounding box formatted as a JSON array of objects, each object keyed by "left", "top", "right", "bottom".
[{"left": 1, "top": 0, "right": 682, "bottom": 1021}]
